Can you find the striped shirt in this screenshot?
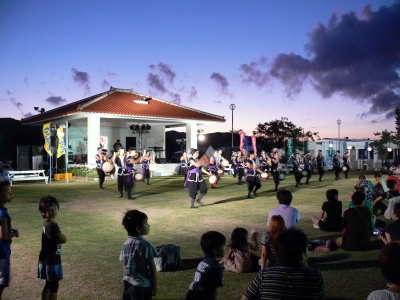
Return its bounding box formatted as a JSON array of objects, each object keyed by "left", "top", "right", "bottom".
[
  {"left": 243, "top": 265, "right": 324, "bottom": 300},
  {"left": 261, "top": 231, "right": 277, "bottom": 267}
]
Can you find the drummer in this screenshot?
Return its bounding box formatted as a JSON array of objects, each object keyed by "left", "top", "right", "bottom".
[
  {"left": 142, "top": 150, "right": 157, "bottom": 185},
  {"left": 271, "top": 150, "right": 281, "bottom": 191},
  {"left": 316, "top": 150, "right": 325, "bottom": 182},
  {"left": 303, "top": 151, "right": 313, "bottom": 185},
  {"left": 180, "top": 151, "right": 189, "bottom": 183},
  {"left": 236, "top": 150, "right": 245, "bottom": 185},
  {"left": 342, "top": 149, "right": 350, "bottom": 179},
  {"left": 333, "top": 151, "right": 342, "bottom": 180},
  {"left": 244, "top": 150, "right": 264, "bottom": 199},
  {"left": 208, "top": 157, "right": 220, "bottom": 189},
  {"left": 113, "top": 147, "right": 142, "bottom": 199},
  {"left": 293, "top": 153, "right": 303, "bottom": 188},
  {"left": 95, "top": 147, "right": 112, "bottom": 189},
  {"left": 231, "top": 151, "right": 237, "bottom": 178}
]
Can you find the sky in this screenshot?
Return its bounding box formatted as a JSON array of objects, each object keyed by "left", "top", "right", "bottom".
[{"left": 1, "top": 0, "right": 399, "bottom": 140}]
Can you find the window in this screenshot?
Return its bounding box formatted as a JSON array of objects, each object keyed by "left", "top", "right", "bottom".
[{"left": 358, "top": 149, "right": 365, "bottom": 159}]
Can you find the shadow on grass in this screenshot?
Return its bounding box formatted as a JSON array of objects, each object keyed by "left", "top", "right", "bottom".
[
  {"left": 206, "top": 195, "right": 250, "bottom": 206},
  {"left": 309, "top": 253, "right": 351, "bottom": 264},
  {"left": 311, "top": 259, "right": 379, "bottom": 271},
  {"left": 178, "top": 258, "right": 203, "bottom": 271}
]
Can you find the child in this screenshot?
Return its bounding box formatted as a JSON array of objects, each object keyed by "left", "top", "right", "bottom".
[
  {"left": 312, "top": 189, "right": 342, "bottom": 232},
  {"left": 219, "top": 228, "right": 258, "bottom": 273},
  {"left": 38, "top": 195, "right": 67, "bottom": 300},
  {"left": 268, "top": 190, "right": 301, "bottom": 229},
  {"left": 367, "top": 241, "right": 400, "bottom": 300},
  {"left": 260, "top": 215, "right": 286, "bottom": 269},
  {"left": 0, "top": 181, "right": 19, "bottom": 300},
  {"left": 186, "top": 231, "right": 226, "bottom": 300},
  {"left": 120, "top": 210, "right": 157, "bottom": 300}
]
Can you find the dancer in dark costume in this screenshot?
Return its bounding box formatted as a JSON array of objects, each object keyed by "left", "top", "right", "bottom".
[
  {"left": 141, "top": 151, "right": 156, "bottom": 185},
  {"left": 236, "top": 150, "right": 245, "bottom": 185},
  {"left": 244, "top": 151, "right": 265, "bottom": 199},
  {"left": 180, "top": 151, "right": 189, "bottom": 183},
  {"left": 342, "top": 149, "right": 350, "bottom": 179},
  {"left": 270, "top": 150, "right": 281, "bottom": 191},
  {"left": 333, "top": 151, "right": 342, "bottom": 180},
  {"left": 316, "top": 150, "right": 326, "bottom": 182},
  {"left": 95, "top": 147, "right": 112, "bottom": 189},
  {"left": 303, "top": 151, "right": 313, "bottom": 185},
  {"left": 293, "top": 153, "right": 303, "bottom": 188}
]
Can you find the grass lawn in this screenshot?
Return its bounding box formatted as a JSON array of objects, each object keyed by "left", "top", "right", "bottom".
[{"left": 5, "top": 171, "right": 390, "bottom": 300}]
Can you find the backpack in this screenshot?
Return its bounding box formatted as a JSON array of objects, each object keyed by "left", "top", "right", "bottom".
[{"left": 154, "top": 244, "right": 181, "bottom": 272}]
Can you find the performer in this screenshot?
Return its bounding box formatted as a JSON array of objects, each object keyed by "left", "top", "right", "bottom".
[
  {"left": 208, "top": 157, "right": 220, "bottom": 189},
  {"left": 113, "top": 139, "right": 123, "bottom": 152},
  {"left": 231, "top": 151, "right": 237, "bottom": 178},
  {"left": 303, "top": 151, "right": 313, "bottom": 184},
  {"left": 342, "top": 149, "right": 350, "bottom": 179},
  {"left": 142, "top": 151, "right": 156, "bottom": 185},
  {"left": 270, "top": 150, "right": 281, "bottom": 191},
  {"left": 236, "top": 150, "right": 245, "bottom": 185},
  {"left": 95, "top": 147, "right": 112, "bottom": 189},
  {"left": 333, "top": 150, "right": 342, "bottom": 180},
  {"left": 244, "top": 150, "right": 264, "bottom": 198},
  {"left": 316, "top": 150, "right": 325, "bottom": 182},
  {"left": 185, "top": 149, "right": 210, "bottom": 208},
  {"left": 113, "top": 148, "right": 142, "bottom": 199},
  {"left": 180, "top": 151, "right": 189, "bottom": 183},
  {"left": 293, "top": 153, "right": 303, "bottom": 188},
  {"left": 259, "top": 150, "right": 270, "bottom": 173}
]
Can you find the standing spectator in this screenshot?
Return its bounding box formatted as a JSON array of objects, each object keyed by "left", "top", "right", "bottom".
[
  {"left": 312, "top": 189, "right": 342, "bottom": 232},
  {"left": 268, "top": 190, "right": 300, "bottom": 229},
  {"left": 241, "top": 229, "right": 324, "bottom": 300},
  {"left": 367, "top": 242, "right": 400, "bottom": 300}
]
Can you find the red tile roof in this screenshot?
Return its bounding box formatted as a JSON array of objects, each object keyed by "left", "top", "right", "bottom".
[{"left": 21, "top": 88, "right": 225, "bottom": 124}]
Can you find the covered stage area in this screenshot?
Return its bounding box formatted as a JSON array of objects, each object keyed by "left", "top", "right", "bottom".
[{"left": 21, "top": 87, "right": 225, "bottom": 176}]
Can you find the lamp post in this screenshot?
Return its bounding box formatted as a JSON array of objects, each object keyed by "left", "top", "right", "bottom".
[
  {"left": 337, "top": 119, "right": 341, "bottom": 152},
  {"left": 229, "top": 104, "right": 236, "bottom": 148}
]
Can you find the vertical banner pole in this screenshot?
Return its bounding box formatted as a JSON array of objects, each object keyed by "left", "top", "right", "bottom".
[{"left": 66, "top": 122, "right": 69, "bottom": 183}]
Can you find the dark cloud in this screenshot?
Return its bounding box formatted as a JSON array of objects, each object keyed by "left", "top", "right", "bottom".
[
  {"left": 23, "top": 112, "right": 33, "bottom": 118},
  {"left": 242, "top": 2, "right": 400, "bottom": 116},
  {"left": 188, "top": 86, "right": 198, "bottom": 102},
  {"left": 105, "top": 71, "right": 117, "bottom": 78},
  {"left": 24, "top": 76, "right": 28, "bottom": 85},
  {"left": 71, "top": 67, "right": 91, "bottom": 94},
  {"left": 169, "top": 92, "right": 181, "bottom": 104},
  {"left": 10, "top": 98, "right": 22, "bottom": 108},
  {"left": 239, "top": 61, "right": 270, "bottom": 88},
  {"left": 46, "top": 96, "right": 67, "bottom": 106},
  {"left": 157, "top": 62, "right": 176, "bottom": 84},
  {"left": 210, "top": 72, "right": 233, "bottom": 96},
  {"left": 101, "top": 79, "right": 110, "bottom": 89},
  {"left": 147, "top": 73, "right": 166, "bottom": 94}
]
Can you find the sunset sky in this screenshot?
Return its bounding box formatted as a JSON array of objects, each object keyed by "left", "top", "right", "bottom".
[{"left": 1, "top": 0, "right": 399, "bottom": 140}]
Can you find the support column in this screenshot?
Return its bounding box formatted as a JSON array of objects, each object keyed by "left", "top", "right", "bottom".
[
  {"left": 87, "top": 114, "right": 100, "bottom": 166},
  {"left": 186, "top": 122, "right": 197, "bottom": 153}
]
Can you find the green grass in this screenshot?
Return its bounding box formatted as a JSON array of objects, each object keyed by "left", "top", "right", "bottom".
[{"left": 5, "top": 171, "right": 389, "bottom": 299}]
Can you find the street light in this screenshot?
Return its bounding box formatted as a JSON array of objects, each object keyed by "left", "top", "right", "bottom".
[
  {"left": 388, "top": 147, "right": 393, "bottom": 152},
  {"left": 229, "top": 104, "right": 236, "bottom": 148},
  {"left": 198, "top": 129, "right": 205, "bottom": 142},
  {"left": 337, "top": 119, "right": 341, "bottom": 152}
]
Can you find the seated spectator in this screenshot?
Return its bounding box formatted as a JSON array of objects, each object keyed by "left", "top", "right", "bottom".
[
  {"left": 312, "top": 189, "right": 342, "bottom": 232},
  {"left": 219, "top": 227, "right": 258, "bottom": 273},
  {"left": 382, "top": 164, "right": 388, "bottom": 174},
  {"left": 267, "top": 190, "right": 300, "bottom": 229},
  {"left": 367, "top": 242, "right": 400, "bottom": 300},
  {"left": 241, "top": 229, "right": 324, "bottom": 300},
  {"left": 394, "top": 164, "right": 400, "bottom": 175},
  {"left": 316, "top": 192, "right": 373, "bottom": 252},
  {"left": 373, "top": 179, "right": 400, "bottom": 215},
  {"left": 349, "top": 187, "right": 376, "bottom": 230},
  {"left": 389, "top": 163, "right": 397, "bottom": 175},
  {"left": 379, "top": 203, "right": 400, "bottom": 244},
  {"left": 373, "top": 172, "right": 385, "bottom": 200},
  {"left": 355, "top": 175, "right": 374, "bottom": 202},
  {"left": 260, "top": 215, "right": 286, "bottom": 269}
]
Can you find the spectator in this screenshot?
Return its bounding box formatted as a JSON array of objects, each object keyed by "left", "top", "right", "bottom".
[
  {"left": 349, "top": 187, "right": 375, "bottom": 230},
  {"left": 316, "top": 192, "right": 373, "bottom": 252},
  {"left": 260, "top": 215, "right": 286, "bottom": 269},
  {"left": 379, "top": 203, "right": 400, "bottom": 244},
  {"left": 241, "top": 229, "right": 324, "bottom": 300},
  {"left": 355, "top": 175, "right": 373, "bottom": 202},
  {"left": 186, "top": 231, "right": 226, "bottom": 300},
  {"left": 113, "top": 139, "right": 123, "bottom": 152},
  {"left": 373, "top": 179, "right": 400, "bottom": 216},
  {"left": 393, "top": 164, "right": 400, "bottom": 175},
  {"left": 267, "top": 190, "right": 300, "bottom": 229},
  {"left": 389, "top": 163, "right": 396, "bottom": 175},
  {"left": 373, "top": 173, "right": 385, "bottom": 200},
  {"left": 219, "top": 228, "right": 258, "bottom": 273},
  {"left": 312, "top": 189, "right": 342, "bottom": 232},
  {"left": 367, "top": 242, "right": 400, "bottom": 300}
]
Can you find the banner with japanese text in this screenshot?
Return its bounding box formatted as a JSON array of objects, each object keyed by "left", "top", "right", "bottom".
[
  {"left": 251, "top": 135, "right": 257, "bottom": 157},
  {"left": 43, "top": 123, "right": 52, "bottom": 156},
  {"left": 240, "top": 131, "right": 245, "bottom": 152},
  {"left": 57, "top": 128, "right": 66, "bottom": 158}
]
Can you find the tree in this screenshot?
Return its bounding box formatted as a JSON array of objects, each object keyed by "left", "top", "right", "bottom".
[
  {"left": 253, "top": 117, "right": 318, "bottom": 152},
  {"left": 395, "top": 107, "right": 400, "bottom": 139},
  {"left": 369, "top": 130, "right": 398, "bottom": 164}
]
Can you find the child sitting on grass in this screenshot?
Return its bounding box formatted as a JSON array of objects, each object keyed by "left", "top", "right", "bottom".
[
  {"left": 0, "top": 181, "right": 19, "bottom": 300},
  {"left": 367, "top": 241, "right": 400, "bottom": 299},
  {"left": 312, "top": 189, "right": 342, "bottom": 232},
  {"left": 38, "top": 195, "right": 67, "bottom": 300},
  {"left": 186, "top": 231, "right": 226, "bottom": 300},
  {"left": 260, "top": 215, "right": 286, "bottom": 269},
  {"left": 219, "top": 227, "right": 258, "bottom": 273},
  {"left": 120, "top": 210, "right": 158, "bottom": 300}
]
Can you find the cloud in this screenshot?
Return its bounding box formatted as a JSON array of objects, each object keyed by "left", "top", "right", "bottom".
[
  {"left": 46, "top": 96, "right": 67, "bottom": 106},
  {"left": 210, "top": 72, "right": 233, "bottom": 97},
  {"left": 105, "top": 71, "right": 117, "bottom": 78},
  {"left": 7, "top": 89, "right": 13, "bottom": 95},
  {"left": 239, "top": 56, "right": 270, "bottom": 87},
  {"left": 147, "top": 73, "right": 166, "bottom": 94},
  {"left": 101, "top": 79, "right": 110, "bottom": 89},
  {"left": 187, "top": 86, "right": 198, "bottom": 102},
  {"left": 169, "top": 92, "right": 181, "bottom": 104},
  {"left": 71, "top": 67, "right": 91, "bottom": 94},
  {"left": 10, "top": 98, "right": 23, "bottom": 109},
  {"left": 244, "top": 2, "right": 400, "bottom": 116},
  {"left": 23, "top": 112, "right": 33, "bottom": 118},
  {"left": 23, "top": 76, "right": 29, "bottom": 85},
  {"left": 214, "top": 100, "right": 222, "bottom": 104}
]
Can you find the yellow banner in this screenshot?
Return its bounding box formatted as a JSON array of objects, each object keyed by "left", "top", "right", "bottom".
[
  {"left": 57, "top": 127, "right": 66, "bottom": 158},
  {"left": 43, "top": 123, "right": 52, "bottom": 156}
]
